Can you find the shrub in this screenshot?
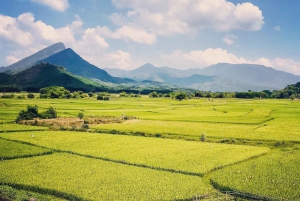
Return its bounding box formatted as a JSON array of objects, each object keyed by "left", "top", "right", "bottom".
[
  {"left": 15, "top": 105, "right": 39, "bottom": 123},
  {"left": 27, "top": 93, "right": 35, "bottom": 99},
  {"left": 97, "top": 95, "right": 104, "bottom": 100},
  {"left": 40, "top": 107, "right": 57, "bottom": 119},
  {"left": 81, "top": 124, "right": 89, "bottom": 129},
  {"left": 104, "top": 97, "right": 109, "bottom": 101},
  {"left": 78, "top": 113, "right": 84, "bottom": 120},
  {"left": 200, "top": 133, "right": 207, "bottom": 142}
]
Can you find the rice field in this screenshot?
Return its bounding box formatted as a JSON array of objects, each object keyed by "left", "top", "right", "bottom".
[
  {"left": 210, "top": 147, "right": 300, "bottom": 200},
  {"left": 0, "top": 131, "right": 269, "bottom": 175},
  {"left": 0, "top": 138, "right": 52, "bottom": 159},
  {"left": 0, "top": 153, "right": 207, "bottom": 201},
  {"left": 1, "top": 96, "right": 300, "bottom": 200}
]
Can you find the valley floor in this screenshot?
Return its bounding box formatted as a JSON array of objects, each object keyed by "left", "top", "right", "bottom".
[{"left": 0, "top": 96, "right": 299, "bottom": 200}]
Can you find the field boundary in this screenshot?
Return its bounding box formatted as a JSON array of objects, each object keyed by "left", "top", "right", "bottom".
[
  {"left": 0, "top": 182, "right": 87, "bottom": 201},
  {"left": 209, "top": 180, "right": 290, "bottom": 201},
  {"left": 141, "top": 118, "right": 275, "bottom": 125},
  {"left": 1, "top": 136, "right": 270, "bottom": 178}
]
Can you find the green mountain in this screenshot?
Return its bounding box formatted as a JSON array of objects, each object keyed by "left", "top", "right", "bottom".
[
  {"left": 0, "top": 63, "right": 180, "bottom": 94},
  {"left": 0, "top": 63, "right": 110, "bottom": 92},
  {"left": 0, "top": 42, "right": 66, "bottom": 74},
  {"left": 37, "top": 48, "right": 132, "bottom": 84}
]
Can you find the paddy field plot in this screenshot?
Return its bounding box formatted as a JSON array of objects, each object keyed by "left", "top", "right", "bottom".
[
  {"left": 0, "top": 138, "right": 52, "bottom": 159},
  {"left": 210, "top": 146, "right": 300, "bottom": 200},
  {"left": 0, "top": 153, "right": 207, "bottom": 201},
  {"left": 0, "top": 131, "right": 270, "bottom": 175}
]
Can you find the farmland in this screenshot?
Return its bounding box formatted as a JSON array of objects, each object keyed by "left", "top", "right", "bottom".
[{"left": 0, "top": 96, "right": 300, "bottom": 200}]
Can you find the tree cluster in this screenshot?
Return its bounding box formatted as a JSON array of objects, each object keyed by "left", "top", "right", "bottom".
[
  {"left": 15, "top": 105, "right": 57, "bottom": 123},
  {"left": 40, "top": 86, "right": 72, "bottom": 99}
]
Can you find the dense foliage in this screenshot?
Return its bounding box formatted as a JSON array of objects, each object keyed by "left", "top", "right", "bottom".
[
  {"left": 15, "top": 105, "right": 57, "bottom": 123},
  {"left": 40, "top": 86, "right": 72, "bottom": 99},
  {"left": 193, "top": 82, "right": 300, "bottom": 99}
]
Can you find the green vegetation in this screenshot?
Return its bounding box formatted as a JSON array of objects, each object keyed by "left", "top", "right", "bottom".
[
  {"left": 0, "top": 185, "right": 67, "bottom": 201},
  {"left": 0, "top": 131, "right": 269, "bottom": 175},
  {"left": 0, "top": 138, "right": 52, "bottom": 160},
  {"left": 15, "top": 105, "right": 57, "bottom": 123},
  {"left": 193, "top": 82, "right": 300, "bottom": 99},
  {"left": 0, "top": 153, "right": 207, "bottom": 201},
  {"left": 0, "top": 96, "right": 300, "bottom": 200},
  {"left": 210, "top": 147, "right": 300, "bottom": 200}
]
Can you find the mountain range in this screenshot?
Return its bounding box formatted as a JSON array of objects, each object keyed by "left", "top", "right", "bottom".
[
  {"left": 105, "top": 63, "right": 300, "bottom": 91},
  {"left": 1, "top": 42, "right": 299, "bottom": 92}
]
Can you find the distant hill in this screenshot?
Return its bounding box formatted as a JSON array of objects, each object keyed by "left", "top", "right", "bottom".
[
  {"left": 193, "top": 63, "right": 300, "bottom": 89},
  {"left": 0, "top": 63, "right": 180, "bottom": 93},
  {"left": 0, "top": 42, "right": 66, "bottom": 74},
  {"left": 37, "top": 48, "right": 132, "bottom": 84},
  {"left": 0, "top": 63, "right": 110, "bottom": 92},
  {"left": 106, "top": 63, "right": 300, "bottom": 91}
]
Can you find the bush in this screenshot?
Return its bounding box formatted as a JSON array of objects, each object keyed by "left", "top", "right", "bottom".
[
  {"left": 27, "top": 93, "right": 35, "bottom": 99},
  {"left": 81, "top": 124, "right": 89, "bottom": 129},
  {"left": 1, "top": 94, "right": 15, "bottom": 98},
  {"left": 78, "top": 113, "right": 84, "bottom": 120},
  {"left": 40, "top": 107, "right": 57, "bottom": 119},
  {"left": 97, "top": 95, "right": 104, "bottom": 100},
  {"left": 200, "top": 133, "right": 207, "bottom": 142},
  {"left": 103, "top": 97, "right": 109, "bottom": 101},
  {"left": 15, "top": 105, "right": 39, "bottom": 123}
]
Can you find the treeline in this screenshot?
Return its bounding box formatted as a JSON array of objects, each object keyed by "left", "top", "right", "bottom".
[{"left": 148, "top": 82, "right": 300, "bottom": 100}]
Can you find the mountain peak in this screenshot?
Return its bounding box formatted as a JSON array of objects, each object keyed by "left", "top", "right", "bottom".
[{"left": 0, "top": 42, "right": 66, "bottom": 74}]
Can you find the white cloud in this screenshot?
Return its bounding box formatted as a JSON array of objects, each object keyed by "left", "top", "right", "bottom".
[
  {"left": 104, "top": 50, "right": 132, "bottom": 69},
  {"left": 96, "top": 25, "right": 156, "bottom": 45},
  {"left": 161, "top": 48, "right": 300, "bottom": 75},
  {"left": 161, "top": 48, "right": 246, "bottom": 69},
  {"left": 274, "top": 26, "right": 280, "bottom": 31},
  {"left": 5, "top": 55, "right": 19, "bottom": 64},
  {"left": 0, "top": 14, "right": 33, "bottom": 46},
  {"left": 223, "top": 38, "right": 234, "bottom": 45},
  {"left": 222, "top": 35, "right": 237, "bottom": 45},
  {"left": 254, "top": 58, "right": 300, "bottom": 75},
  {"left": 111, "top": 0, "right": 264, "bottom": 36},
  {"left": 31, "top": 0, "right": 69, "bottom": 12}
]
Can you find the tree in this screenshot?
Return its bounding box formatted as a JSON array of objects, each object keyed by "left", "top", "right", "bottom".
[
  {"left": 15, "top": 105, "right": 39, "bottom": 123},
  {"left": 78, "top": 113, "right": 84, "bottom": 120},
  {"left": 27, "top": 93, "right": 35, "bottom": 99},
  {"left": 40, "top": 107, "right": 57, "bottom": 119},
  {"left": 149, "top": 91, "right": 158, "bottom": 98},
  {"left": 175, "top": 92, "right": 188, "bottom": 101}
]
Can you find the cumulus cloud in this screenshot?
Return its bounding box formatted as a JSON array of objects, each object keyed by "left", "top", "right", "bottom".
[
  {"left": 254, "top": 58, "right": 300, "bottom": 75},
  {"left": 31, "top": 0, "right": 69, "bottom": 12},
  {"left": 96, "top": 25, "right": 156, "bottom": 45},
  {"left": 111, "top": 0, "right": 264, "bottom": 35},
  {"left": 161, "top": 48, "right": 300, "bottom": 75},
  {"left": 222, "top": 35, "right": 237, "bottom": 45}
]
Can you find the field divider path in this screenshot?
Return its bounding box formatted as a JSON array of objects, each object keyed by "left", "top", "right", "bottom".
[
  {"left": 141, "top": 118, "right": 275, "bottom": 125},
  {"left": 1, "top": 134, "right": 271, "bottom": 178},
  {"left": 0, "top": 136, "right": 204, "bottom": 177},
  {"left": 0, "top": 182, "right": 88, "bottom": 201}
]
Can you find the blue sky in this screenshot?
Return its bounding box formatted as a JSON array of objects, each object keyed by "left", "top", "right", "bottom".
[{"left": 0, "top": 0, "right": 300, "bottom": 75}]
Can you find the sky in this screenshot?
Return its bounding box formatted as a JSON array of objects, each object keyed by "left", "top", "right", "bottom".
[{"left": 0, "top": 0, "right": 300, "bottom": 75}]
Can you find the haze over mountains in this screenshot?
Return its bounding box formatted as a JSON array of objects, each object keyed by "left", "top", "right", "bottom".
[
  {"left": 105, "top": 63, "right": 300, "bottom": 91},
  {"left": 1, "top": 42, "right": 299, "bottom": 92},
  {"left": 0, "top": 42, "right": 66, "bottom": 74}
]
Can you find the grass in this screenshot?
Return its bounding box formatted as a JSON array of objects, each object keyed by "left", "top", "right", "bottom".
[{"left": 0, "top": 131, "right": 269, "bottom": 175}]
